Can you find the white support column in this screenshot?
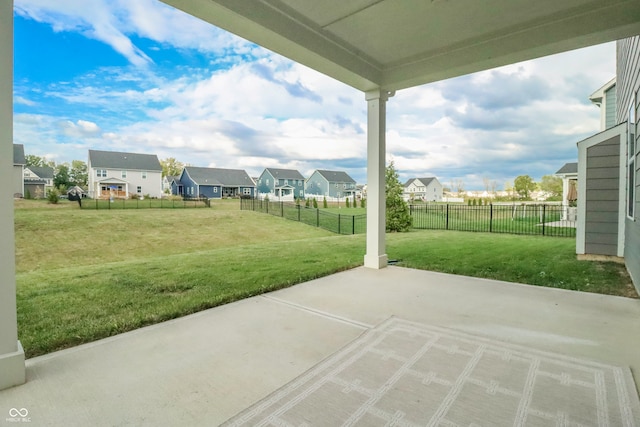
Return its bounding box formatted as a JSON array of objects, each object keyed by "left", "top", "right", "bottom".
[
  {"left": 364, "top": 89, "right": 394, "bottom": 269},
  {"left": 0, "top": 0, "right": 26, "bottom": 390}
]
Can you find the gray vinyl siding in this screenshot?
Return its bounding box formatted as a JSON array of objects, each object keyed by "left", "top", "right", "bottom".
[
  {"left": 584, "top": 136, "right": 620, "bottom": 256},
  {"left": 617, "top": 36, "right": 640, "bottom": 292},
  {"left": 604, "top": 86, "right": 617, "bottom": 129}
]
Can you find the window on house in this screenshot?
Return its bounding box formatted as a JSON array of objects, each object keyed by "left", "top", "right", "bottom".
[
  {"left": 214, "top": 187, "right": 218, "bottom": 193},
  {"left": 298, "top": 181, "right": 301, "bottom": 186},
  {"left": 122, "top": 171, "right": 127, "bottom": 178},
  {"left": 137, "top": 186, "right": 142, "bottom": 193},
  {"left": 628, "top": 94, "right": 636, "bottom": 219},
  {"left": 96, "top": 169, "right": 106, "bottom": 177},
  {"left": 266, "top": 179, "right": 270, "bottom": 185},
  {"left": 285, "top": 179, "right": 288, "bottom": 185},
  {"left": 142, "top": 172, "right": 147, "bottom": 179},
  {"left": 243, "top": 188, "right": 251, "bottom": 195}
]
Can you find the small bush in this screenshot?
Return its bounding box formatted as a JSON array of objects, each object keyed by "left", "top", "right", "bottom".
[
  {"left": 47, "top": 188, "right": 60, "bottom": 204},
  {"left": 346, "top": 198, "right": 350, "bottom": 208},
  {"left": 25, "top": 189, "right": 32, "bottom": 200},
  {"left": 323, "top": 197, "right": 327, "bottom": 208},
  {"left": 360, "top": 198, "right": 365, "bottom": 208},
  {"left": 313, "top": 198, "right": 318, "bottom": 209},
  {"left": 305, "top": 198, "right": 310, "bottom": 208}
]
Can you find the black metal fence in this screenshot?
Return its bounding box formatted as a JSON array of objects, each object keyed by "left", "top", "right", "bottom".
[
  {"left": 410, "top": 203, "right": 575, "bottom": 237},
  {"left": 241, "top": 198, "right": 366, "bottom": 235},
  {"left": 82, "top": 197, "right": 210, "bottom": 210},
  {"left": 242, "top": 199, "right": 575, "bottom": 238}
]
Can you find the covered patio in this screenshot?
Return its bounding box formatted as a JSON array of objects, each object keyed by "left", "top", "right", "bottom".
[
  {"left": 0, "top": 267, "right": 638, "bottom": 425},
  {"left": 2, "top": 0, "right": 640, "bottom": 418}
]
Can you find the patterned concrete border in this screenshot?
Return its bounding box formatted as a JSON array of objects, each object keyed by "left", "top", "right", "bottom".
[{"left": 223, "top": 317, "right": 640, "bottom": 426}]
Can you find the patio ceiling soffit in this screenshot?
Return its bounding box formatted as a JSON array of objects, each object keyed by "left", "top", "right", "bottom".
[{"left": 161, "top": 0, "right": 640, "bottom": 92}]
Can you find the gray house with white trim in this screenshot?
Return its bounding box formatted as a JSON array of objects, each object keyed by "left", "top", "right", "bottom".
[
  {"left": 256, "top": 168, "right": 305, "bottom": 200},
  {"left": 305, "top": 170, "right": 357, "bottom": 199},
  {"left": 177, "top": 167, "right": 255, "bottom": 199}
]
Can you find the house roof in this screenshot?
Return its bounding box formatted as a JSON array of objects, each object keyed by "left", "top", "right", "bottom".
[
  {"left": 13, "top": 144, "right": 25, "bottom": 165},
  {"left": 555, "top": 162, "right": 578, "bottom": 175},
  {"left": 404, "top": 177, "right": 438, "bottom": 188},
  {"left": 88, "top": 150, "right": 162, "bottom": 171},
  {"left": 315, "top": 170, "right": 356, "bottom": 183},
  {"left": 184, "top": 167, "right": 254, "bottom": 186},
  {"left": 26, "top": 166, "right": 54, "bottom": 179},
  {"left": 162, "top": 1, "right": 640, "bottom": 92},
  {"left": 264, "top": 168, "right": 305, "bottom": 180}
]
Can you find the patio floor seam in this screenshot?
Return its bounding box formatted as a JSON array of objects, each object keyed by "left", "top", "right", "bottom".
[{"left": 260, "top": 295, "right": 373, "bottom": 329}]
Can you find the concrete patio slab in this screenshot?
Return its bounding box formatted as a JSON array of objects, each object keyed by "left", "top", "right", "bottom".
[{"left": 1, "top": 266, "right": 638, "bottom": 426}]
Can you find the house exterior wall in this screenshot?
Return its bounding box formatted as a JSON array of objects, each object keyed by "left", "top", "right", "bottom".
[
  {"left": 198, "top": 185, "right": 222, "bottom": 198},
  {"left": 617, "top": 36, "right": 640, "bottom": 290},
  {"left": 178, "top": 170, "right": 198, "bottom": 198},
  {"left": 584, "top": 137, "right": 621, "bottom": 256},
  {"left": 604, "top": 85, "right": 617, "bottom": 129},
  {"left": 257, "top": 170, "right": 304, "bottom": 198},
  {"left": 404, "top": 178, "right": 443, "bottom": 201},
  {"left": 12, "top": 165, "right": 23, "bottom": 197},
  {"left": 305, "top": 171, "right": 328, "bottom": 197},
  {"left": 88, "top": 167, "right": 162, "bottom": 198}
]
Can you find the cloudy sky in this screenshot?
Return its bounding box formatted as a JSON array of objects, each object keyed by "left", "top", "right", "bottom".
[{"left": 13, "top": 0, "right": 616, "bottom": 190}]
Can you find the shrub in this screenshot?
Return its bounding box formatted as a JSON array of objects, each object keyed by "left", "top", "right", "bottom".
[
  {"left": 305, "top": 198, "right": 310, "bottom": 208},
  {"left": 361, "top": 198, "right": 365, "bottom": 208},
  {"left": 24, "top": 189, "right": 32, "bottom": 200},
  {"left": 313, "top": 198, "right": 318, "bottom": 209},
  {"left": 345, "top": 198, "right": 350, "bottom": 208},
  {"left": 47, "top": 188, "right": 60, "bottom": 204},
  {"left": 323, "top": 197, "right": 327, "bottom": 208}
]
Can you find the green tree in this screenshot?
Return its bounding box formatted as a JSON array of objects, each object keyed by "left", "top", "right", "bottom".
[
  {"left": 69, "top": 160, "right": 88, "bottom": 188},
  {"left": 313, "top": 198, "right": 318, "bottom": 208},
  {"left": 514, "top": 175, "right": 536, "bottom": 199},
  {"left": 360, "top": 198, "right": 365, "bottom": 208},
  {"left": 539, "top": 175, "right": 563, "bottom": 200},
  {"left": 160, "top": 157, "right": 185, "bottom": 177},
  {"left": 53, "top": 164, "right": 72, "bottom": 190},
  {"left": 385, "top": 161, "right": 412, "bottom": 232},
  {"left": 323, "top": 197, "right": 327, "bottom": 208},
  {"left": 25, "top": 154, "right": 49, "bottom": 167},
  {"left": 345, "top": 197, "right": 350, "bottom": 208}
]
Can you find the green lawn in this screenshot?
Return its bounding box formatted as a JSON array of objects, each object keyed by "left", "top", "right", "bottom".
[{"left": 14, "top": 200, "right": 636, "bottom": 358}]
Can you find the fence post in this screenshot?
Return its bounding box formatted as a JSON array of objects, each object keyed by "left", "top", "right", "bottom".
[
  {"left": 338, "top": 214, "right": 341, "bottom": 234},
  {"left": 352, "top": 215, "right": 355, "bottom": 234},
  {"left": 266, "top": 201, "right": 269, "bottom": 214},
  {"left": 542, "top": 204, "right": 546, "bottom": 236},
  {"left": 490, "top": 204, "right": 493, "bottom": 233},
  {"left": 446, "top": 204, "right": 449, "bottom": 230},
  {"left": 316, "top": 209, "right": 319, "bottom": 227},
  {"left": 281, "top": 201, "right": 284, "bottom": 217},
  {"left": 297, "top": 204, "right": 301, "bottom": 222}
]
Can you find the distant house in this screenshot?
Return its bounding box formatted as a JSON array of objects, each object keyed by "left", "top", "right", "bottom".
[
  {"left": 87, "top": 150, "right": 163, "bottom": 199},
  {"left": 162, "top": 175, "right": 178, "bottom": 194},
  {"left": 305, "top": 170, "right": 356, "bottom": 199},
  {"left": 23, "top": 166, "right": 54, "bottom": 198},
  {"left": 177, "top": 167, "right": 255, "bottom": 199},
  {"left": 13, "top": 144, "right": 25, "bottom": 197},
  {"left": 554, "top": 162, "right": 578, "bottom": 220},
  {"left": 403, "top": 177, "right": 443, "bottom": 202},
  {"left": 256, "top": 168, "right": 305, "bottom": 200}
]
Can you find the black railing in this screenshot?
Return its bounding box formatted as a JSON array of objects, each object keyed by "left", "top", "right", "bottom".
[
  {"left": 242, "top": 199, "right": 575, "bottom": 238},
  {"left": 409, "top": 203, "right": 576, "bottom": 237},
  {"left": 241, "top": 199, "right": 366, "bottom": 235},
  {"left": 82, "top": 197, "right": 210, "bottom": 209}
]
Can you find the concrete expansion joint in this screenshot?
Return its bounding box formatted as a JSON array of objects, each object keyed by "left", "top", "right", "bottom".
[{"left": 260, "top": 295, "right": 372, "bottom": 329}]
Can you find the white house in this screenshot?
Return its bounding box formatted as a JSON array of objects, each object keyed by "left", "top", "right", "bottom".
[
  {"left": 87, "top": 150, "right": 163, "bottom": 199},
  {"left": 12, "top": 144, "right": 25, "bottom": 197},
  {"left": 403, "top": 177, "right": 443, "bottom": 202}
]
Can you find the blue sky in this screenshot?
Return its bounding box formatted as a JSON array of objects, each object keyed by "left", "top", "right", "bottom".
[{"left": 13, "top": 0, "right": 616, "bottom": 190}]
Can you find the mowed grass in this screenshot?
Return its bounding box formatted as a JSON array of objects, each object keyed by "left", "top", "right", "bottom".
[{"left": 15, "top": 200, "right": 636, "bottom": 358}]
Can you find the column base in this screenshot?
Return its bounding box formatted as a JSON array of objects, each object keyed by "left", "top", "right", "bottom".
[
  {"left": 364, "top": 254, "right": 388, "bottom": 269},
  {"left": 0, "top": 341, "right": 25, "bottom": 390}
]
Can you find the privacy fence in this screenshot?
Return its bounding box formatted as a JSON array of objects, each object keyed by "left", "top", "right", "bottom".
[
  {"left": 409, "top": 203, "right": 575, "bottom": 237},
  {"left": 243, "top": 199, "right": 576, "bottom": 238},
  {"left": 241, "top": 198, "right": 366, "bottom": 235},
  {"left": 81, "top": 197, "right": 211, "bottom": 210}
]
